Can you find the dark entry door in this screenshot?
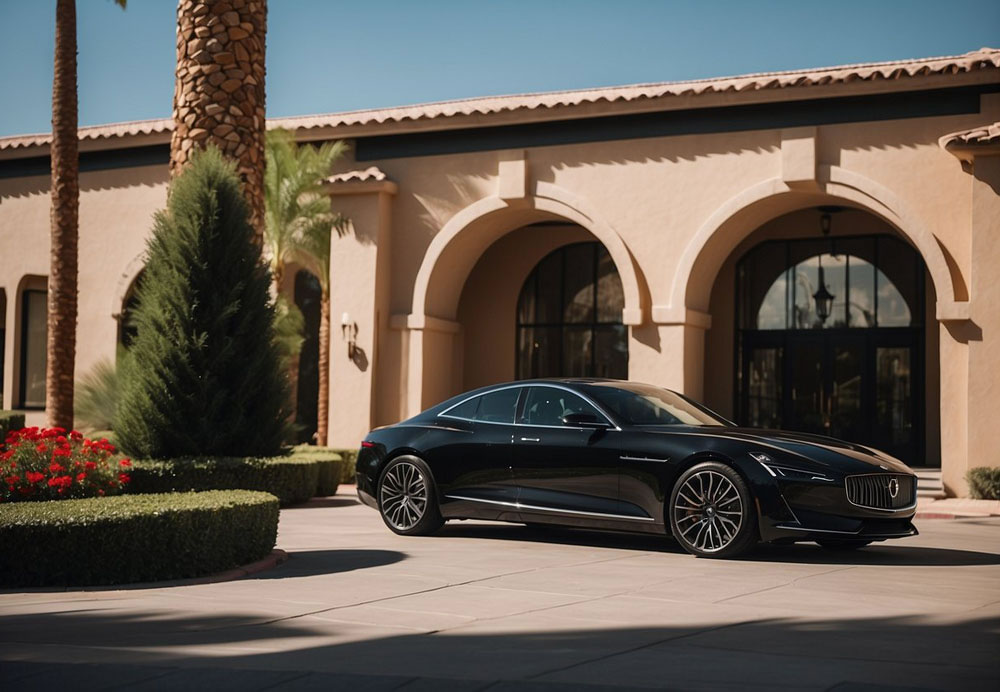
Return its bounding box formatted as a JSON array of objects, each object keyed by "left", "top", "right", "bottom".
[{"left": 741, "top": 330, "right": 920, "bottom": 464}]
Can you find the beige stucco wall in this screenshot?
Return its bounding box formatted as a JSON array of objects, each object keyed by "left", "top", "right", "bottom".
[
  {"left": 0, "top": 164, "right": 167, "bottom": 418},
  {"left": 1, "top": 84, "right": 997, "bottom": 495}
]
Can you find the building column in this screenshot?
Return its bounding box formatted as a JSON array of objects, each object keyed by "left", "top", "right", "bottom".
[{"left": 324, "top": 176, "right": 396, "bottom": 449}]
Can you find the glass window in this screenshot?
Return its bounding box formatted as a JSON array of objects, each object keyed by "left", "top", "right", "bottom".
[
  {"left": 20, "top": 289, "right": 47, "bottom": 409},
  {"left": 516, "top": 242, "right": 627, "bottom": 379},
  {"left": 587, "top": 382, "right": 727, "bottom": 426},
  {"left": 444, "top": 387, "right": 520, "bottom": 424},
  {"left": 738, "top": 235, "right": 923, "bottom": 331},
  {"left": 521, "top": 387, "right": 598, "bottom": 426}
]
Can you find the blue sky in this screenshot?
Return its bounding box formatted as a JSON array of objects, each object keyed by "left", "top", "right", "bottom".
[{"left": 1, "top": 0, "right": 997, "bottom": 137}]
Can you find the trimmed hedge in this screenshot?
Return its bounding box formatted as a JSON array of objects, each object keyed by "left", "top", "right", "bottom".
[
  {"left": 0, "top": 490, "right": 278, "bottom": 587},
  {"left": 129, "top": 456, "right": 319, "bottom": 506},
  {"left": 299, "top": 446, "right": 357, "bottom": 483},
  {"left": 290, "top": 445, "right": 343, "bottom": 496},
  {"left": 967, "top": 467, "right": 1000, "bottom": 500},
  {"left": 0, "top": 410, "right": 26, "bottom": 440}
]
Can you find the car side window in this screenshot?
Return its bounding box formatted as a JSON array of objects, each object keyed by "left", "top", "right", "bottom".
[
  {"left": 443, "top": 388, "right": 520, "bottom": 424},
  {"left": 521, "top": 387, "right": 600, "bottom": 426},
  {"left": 475, "top": 388, "right": 520, "bottom": 423}
]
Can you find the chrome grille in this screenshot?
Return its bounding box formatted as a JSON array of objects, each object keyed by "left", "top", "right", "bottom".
[{"left": 846, "top": 474, "right": 915, "bottom": 510}]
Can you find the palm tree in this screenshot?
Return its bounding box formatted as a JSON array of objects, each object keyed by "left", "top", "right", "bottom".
[
  {"left": 47, "top": 0, "right": 125, "bottom": 430},
  {"left": 169, "top": 0, "right": 268, "bottom": 243},
  {"left": 264, "top": 129, "right": 345, "bottom": 445}
]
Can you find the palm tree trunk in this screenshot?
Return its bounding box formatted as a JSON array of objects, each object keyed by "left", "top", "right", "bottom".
[
  {"left": 316, "top": 289, "right": 330, "bottom": 446},
  {"left": 47, "top": 0, "right": 79, "bottom": 430},
  {"left": 170, "top": 0, "right": 267, "bottom": 243}
]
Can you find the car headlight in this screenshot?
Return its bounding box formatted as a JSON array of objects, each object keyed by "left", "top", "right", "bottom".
[{"left": 748, "top": 452, "right": 837, "bottom": 483}]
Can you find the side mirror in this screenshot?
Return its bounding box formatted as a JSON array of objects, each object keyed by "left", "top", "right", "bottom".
[{"left": 562, "top": 412, "right": 610, "bottom": 429}]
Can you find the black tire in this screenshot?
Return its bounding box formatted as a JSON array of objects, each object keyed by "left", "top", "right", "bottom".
[
  {"left": 669, "top": 461, "right": 758, "bottom": 559},
  {"left": 377, "top": 456, "right": 444, "bottom": 536},
  {"left": 816, "top": 539, "right": 873, "bottom": 551}
]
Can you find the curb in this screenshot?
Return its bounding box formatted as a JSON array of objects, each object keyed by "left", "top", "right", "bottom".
[
  {"left": 189, "top": 548, "right": 289, "bottom": 585},
  {"left": 914, "top": 511, "right": 994, "bottom": 520}
]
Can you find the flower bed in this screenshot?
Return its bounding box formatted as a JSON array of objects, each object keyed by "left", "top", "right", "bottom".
[
  {"left": 2, "top": 427, "right": 130, "bottom": 502},
  {"left": 0, "top": 490, "right": 278, "bottom": 587},
  {"left": 128, "top": 455, "right": 320, "bottom": 506}
]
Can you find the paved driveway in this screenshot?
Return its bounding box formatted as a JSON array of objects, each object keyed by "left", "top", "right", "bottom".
[{"left": 2, "top": 487, "right": 999, "bottom": 691}]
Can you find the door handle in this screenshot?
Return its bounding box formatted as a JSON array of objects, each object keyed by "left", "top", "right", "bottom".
[{"left": 519, "top": 437, "right": 540, "bottom": 443}]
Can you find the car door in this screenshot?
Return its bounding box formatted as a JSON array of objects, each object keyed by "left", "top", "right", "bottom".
[
  {"left": 511, "top": 385, "right": 622, "bottom": 520},
  {"left": 431, "top": 386, "right": 521, "bottom": 508}
]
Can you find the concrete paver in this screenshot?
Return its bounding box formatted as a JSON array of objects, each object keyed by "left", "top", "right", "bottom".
[{"left": 2, "top": 486, "right": 998, "bottom": 691}]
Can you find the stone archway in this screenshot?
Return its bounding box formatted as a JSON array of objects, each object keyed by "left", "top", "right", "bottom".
[{"left": 400, "top": 183, "right": 646, "bottom": 414}]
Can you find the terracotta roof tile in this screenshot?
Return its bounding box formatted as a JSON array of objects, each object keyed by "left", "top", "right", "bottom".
[{"left": 2, "top": 48, "right": 998, "bottom": 152}]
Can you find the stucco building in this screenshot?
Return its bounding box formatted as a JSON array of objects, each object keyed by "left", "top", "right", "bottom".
[{"left": 1, "top": 49, "right": 998, "bottom": 495}]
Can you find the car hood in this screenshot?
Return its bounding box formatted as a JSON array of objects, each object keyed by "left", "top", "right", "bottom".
[{"left": 636, "top": 426, "right": 914, "bottom": 475}]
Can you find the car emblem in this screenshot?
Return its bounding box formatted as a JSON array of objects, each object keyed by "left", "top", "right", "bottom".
[{"left": 887, "top": 477, "right": 899, "bottom": 498}]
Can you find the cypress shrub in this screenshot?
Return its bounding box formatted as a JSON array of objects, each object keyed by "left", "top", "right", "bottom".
[
  {"left": 114, "top": 147, "right": 289, "bottom": 458},
  {"left": 967, "top": 467, "right": 1000, "bottom": 500}
]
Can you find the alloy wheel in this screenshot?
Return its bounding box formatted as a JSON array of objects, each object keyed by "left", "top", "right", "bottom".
[
  {"left": 672, "top": 469, "right": 744, "bottom": 554},
  {"left": 379, "top": 460, "right": 429, "bottom": 531}
]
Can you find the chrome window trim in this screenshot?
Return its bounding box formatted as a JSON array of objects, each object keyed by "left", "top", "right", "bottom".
[
  {"left": 444, "top": 494, "right": 655, "bottom": 522},
  {"left": 437, "top": 382, "right": 622, "bottom": 431},
  {"left": 845, "top": 473, "right": 918, "bottom": 513}
]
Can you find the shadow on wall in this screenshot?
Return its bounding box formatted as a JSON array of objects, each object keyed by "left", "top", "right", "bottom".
[
  {"left": 0, "top": 163, "right": 168, "bottom": 200},
  {"left": 0, "top": 606, "right": 996, "bottom": 689}
]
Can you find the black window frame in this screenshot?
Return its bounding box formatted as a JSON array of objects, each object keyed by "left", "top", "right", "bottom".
[
  {"left": 19, "top": 288, "right": 47, "bottom": 410},
  {"left": 515, "top": 242, "right": 627, "bottom": 380}
]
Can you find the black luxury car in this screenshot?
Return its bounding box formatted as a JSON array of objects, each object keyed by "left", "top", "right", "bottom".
[{"left": 356, "top": 379, "right": 918, "bottom": 558}]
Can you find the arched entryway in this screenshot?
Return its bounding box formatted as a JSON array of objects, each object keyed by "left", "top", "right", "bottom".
[
  {"left": 454, "top": 222, "right": 632, "bottom": 393},
  {"left": 736, "top": 232, "right": 927, "bottom": 464},
  {"left": 702, "top": 207, "right": 939, "bottom": 467}
]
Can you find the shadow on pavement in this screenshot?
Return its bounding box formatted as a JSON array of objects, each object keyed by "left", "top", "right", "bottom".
[
  {"left": 284, "top": 496, "right": 360, "bottom": 509},
  {"left": 438, "top": 523, "right": 1000, "bottom": 567},
  {"left": 2, "top": 609, "right": 997, "bottom": 690},
  {"left": 254, "top": 549, "right": 407, "bottom": 579}
]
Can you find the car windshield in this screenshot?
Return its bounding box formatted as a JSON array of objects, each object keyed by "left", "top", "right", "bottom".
[{"left": 587, "top": 383, "right": 729, "bottom": 427}]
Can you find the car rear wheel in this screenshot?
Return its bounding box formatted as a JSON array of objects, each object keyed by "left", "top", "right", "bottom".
[
  {"left": 669, "top": 461, "right": 758, "bottom": 559},
  {"left": 378, "top": 456, "right": 443, "bottom": 536}
]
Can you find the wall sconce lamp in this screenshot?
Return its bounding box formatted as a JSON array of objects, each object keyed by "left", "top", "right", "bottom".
[{"left": 341, "top": 312, "right": 359, "bottom": 360}]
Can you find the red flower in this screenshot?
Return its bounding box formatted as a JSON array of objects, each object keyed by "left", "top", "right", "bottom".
[
  {"left": 118, "top": 473, "right": 131, "bottom": 484},
  {"left": 76, "top": 472, "right": 87, "bottom": 482},
  {"left": 84, "top": 461, "right": 96, "bottom": 470},
  {"left": 36, "top": 443, "right": 48, "bottom": 454},
  {"left": 49, "top": 461, "right": 65, "bottom": 473},
  {"left": 119, "top": 458, "right": 132, "bottom": 467},
  {"left": 26, "top": 471, "right": 45, "bottom": 484}
]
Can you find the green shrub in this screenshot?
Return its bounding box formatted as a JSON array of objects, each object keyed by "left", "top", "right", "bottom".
[
  {"left": 967, "top": 467, "right": 1000, "bottom": 500},
  {"left": 129, "top": 456, "right": 319, "bottom": 506},
  {"left": 294, "top": 444, "right": 354, "bottom": 484},
  {"left": 114, "top": 147, "right": 290, "bottom": 459},
  {"left": 0, "top": 411, "right": 26, "bottom": 440},
  {"left": 0, "top": 490, "right": 278, "bottom": 587},
  {"left": 288, "top": 446, "right": 342, "bottom": 496},
  {"left": 74, "top": 358, "right": 119, "bottom": 434}
]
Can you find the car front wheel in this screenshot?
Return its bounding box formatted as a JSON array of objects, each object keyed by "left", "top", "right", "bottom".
[
  {"left": 378, "top": 456, "right": 443, "bottom": 536},
  {"left": 669, "top": 461, "right": 758, "bottom": 558}
]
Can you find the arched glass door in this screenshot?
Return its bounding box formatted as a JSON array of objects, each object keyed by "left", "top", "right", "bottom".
[
  {"left": 516, "top": 242, "right": 628, "bottom": 379},
  {"left": 737, "top": 235, "right": 925, "bottom": 464}
]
